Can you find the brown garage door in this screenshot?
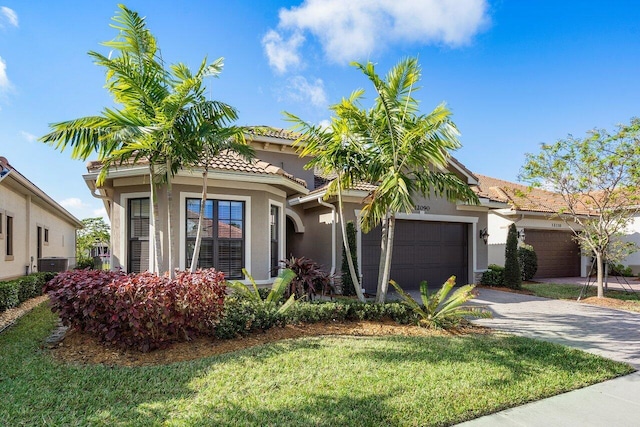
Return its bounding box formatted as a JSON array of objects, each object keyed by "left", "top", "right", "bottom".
[
  {"left": 361, "top": 221, "right": 468, "bottom": 292},
  {"left": 524, "top": 230, "right": 580, "bottom": 278}
]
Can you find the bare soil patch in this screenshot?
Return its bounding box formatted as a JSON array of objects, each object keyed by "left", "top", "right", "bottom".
[
  {"left": 580, "top": 296, "right": 640, "bottom": 312},
  {"left": 50, "top": 321, "right": 489, "bottom": 367}
]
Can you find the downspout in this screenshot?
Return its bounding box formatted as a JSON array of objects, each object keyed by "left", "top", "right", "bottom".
[{"left": 317, "top": 197, "right": 336, "bottom": 278}]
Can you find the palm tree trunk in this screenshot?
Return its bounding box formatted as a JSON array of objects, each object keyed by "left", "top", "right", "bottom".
[
  {"left": 596, "top": 250, "right": 604, "bottom": 298},
  {"left": 336, "top": 182, "right": 365, "bottom": 302},
  {"left": 377, "top": 212, "right": 396, "bottom": 303},
  {"left": 149, "top": 164, "right": 163, "bottom": 274},
  {"left": 190, "top": 168, "right": 208, "bottom": 273},
  {"left": 376, "top": 214, "right": 388, "bottom": 301}
]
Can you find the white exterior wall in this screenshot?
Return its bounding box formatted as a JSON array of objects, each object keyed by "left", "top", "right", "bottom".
[
  {"left": 0, "top": 185, "right": 77, "bottom": 280},
  {"left": 486, "top": 210, "right": 589, "bottom": 277},
  {"left": 618, "top": 213, "right": 640, "bottom": 274}
]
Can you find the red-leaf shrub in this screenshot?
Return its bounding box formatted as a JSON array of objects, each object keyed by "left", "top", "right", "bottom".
[{"left": 45, "top": 269, "right": 226, "bottom": 352}]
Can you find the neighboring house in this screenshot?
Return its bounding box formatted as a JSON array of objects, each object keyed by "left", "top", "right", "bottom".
[
  {"left": 0, "top": 156, "right": 83, "bottom": 281},
  {"left": 474, "top": 174, "right": 590, "bottom": 278},
  {"left": 84, "top": 128, "right": 497, "bottom": 290}
]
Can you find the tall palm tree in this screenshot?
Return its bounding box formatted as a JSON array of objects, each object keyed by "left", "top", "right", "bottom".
[
  {"left": 286, "top": 95, "right": 369, "bottom": 302},
  {"left": 40, "top": 5, "right": 248, "bottom": 275},
  {"left": 346, "top": 58, "right": 480, "bottom": 302}
]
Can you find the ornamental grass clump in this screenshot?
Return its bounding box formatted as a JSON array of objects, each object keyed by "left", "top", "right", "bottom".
[
  {"left": 390, "top": 276, "right": 492, "bottom": 329},
  {"left": 45, "top": 268, "right": 226, "bottom": 352}
]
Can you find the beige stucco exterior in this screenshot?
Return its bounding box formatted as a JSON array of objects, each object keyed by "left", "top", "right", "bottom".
[
  {"left": 86, "top": 131, "right": 493, "bottom": 287},
  {"left": 0, "top": 158, "right": 82, "bottom": 281}
]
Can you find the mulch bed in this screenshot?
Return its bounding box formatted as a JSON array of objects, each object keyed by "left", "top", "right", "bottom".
[{"left": 50, "top": 321, "right": 490, "bottom": 367}]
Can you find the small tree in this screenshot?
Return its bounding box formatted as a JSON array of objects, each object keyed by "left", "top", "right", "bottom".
[
  {"left": 520, "top": 119, "right": 640, "bottom": 297},
  {"left": 340, "top": 221, "right": 359, "bottom": 296},
  {"left": 503, "top": 224, "right": 522, "bottom": 289},
  {"left": 76, "top": 217, "right": 110, "bottom": 263}
]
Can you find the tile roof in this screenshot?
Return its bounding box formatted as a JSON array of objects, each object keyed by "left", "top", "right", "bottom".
[
  {"left": 245, "top": 126, "right": 301, "bottom": 141},
  {"left": 312, "top": 172, "right": 378, "bottom": 195},
  {"left": 474, "top": 173, "right": 593, "bottom": 215},
  {"left": 87, "top": 151, "right": 308, "bottom": 188}
]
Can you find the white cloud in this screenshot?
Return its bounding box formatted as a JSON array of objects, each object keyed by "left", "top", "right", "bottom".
[
  {"left": 287, "top": 75, "right": 327, "bottom": 107},
  {"left": 0, "top": 56, "right": 10, "bottom": 92},
  {"left": 262, "top": 29, "right": 305, "bottom": 74},
  {"left": 266, "top": 0, "right": 490, "bottom": 67},
  {"left": 0, "top": 6, "right": 18, "bottom": 28},
  {"left": 20, "top": 131, "right": 37, "bottom": 142},
  {"left": 318, "top": 119, "right": 331, "bottom": 129},
  {"left": 60, "top": 198, "right": 86, "bottom": 209}
]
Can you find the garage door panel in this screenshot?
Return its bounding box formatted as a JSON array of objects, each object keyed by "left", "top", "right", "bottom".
[
  {"left": 362, "top": 221, "right": 468, "bottom": 291},
  {"left": 525, "top": 230, "right": 580, "bottom": 278}
]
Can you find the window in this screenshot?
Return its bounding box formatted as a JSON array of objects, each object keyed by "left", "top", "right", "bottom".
[
  {"left": 270, "top": 205, "right": 279, "bottom": 277},
  {"left": 186, "top": 199, "right": 244, "bottom": 279},
  {"left": 128, "top": 198, "right": 150, "bottom": 273},
  {"left": 44, "top": 228, "right": 49, "bottom": 244},
  {"left": 37, "top": 226, "right": 42, "bottom": 259},
  {"left": 0, "top": 212, "right": 3, "bottom": 238},
  {"left": 6, "top": 215, "right": 13, "bottom": 257}
]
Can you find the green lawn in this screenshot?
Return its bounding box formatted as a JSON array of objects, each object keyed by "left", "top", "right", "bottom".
[
  {"left": 523, "top": 282, "right": 640, "bottom": 312},
  {"left": 0, "top": 304, "right": 633, "bottom": 426}
]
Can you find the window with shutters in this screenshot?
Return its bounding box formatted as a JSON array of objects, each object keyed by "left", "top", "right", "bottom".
[
  {"left": 127, "top": 198, "right": 150, "bottom": 273},
  {"left": 270, "top": 205, "right": 279, "bottom": 277}
]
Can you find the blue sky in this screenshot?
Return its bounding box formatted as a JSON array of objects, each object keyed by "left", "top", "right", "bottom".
[{"left": 1, "top": 1, "right": 639, "bottom": 222}]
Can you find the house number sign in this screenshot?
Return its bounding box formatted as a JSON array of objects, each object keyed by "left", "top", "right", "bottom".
[
  {"left": 551, "top": 223, "right": 562, "bottom": 228},
  {"left": 414, "top": 205, "right": 431, "bottom": 211}
]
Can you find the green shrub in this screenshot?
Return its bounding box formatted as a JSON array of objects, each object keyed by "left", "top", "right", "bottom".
[
  {"left": 518, "top": 244, "right": 538, "bottom": 281},
  {"left": 340, "top": 221, "right": 358, "bottom": 296},
  {"left": 0, "top": 281, "right": 20, "bottom": 311},
  {"left": 503, "top": 224, "right": 522, "bottom": 289},
  {"left": 284, "top": 300, "right": 416, "bottom": 325},
  {"left": 390, "top": 276, "right": 492, "bottom": 329},
  {"left": 75, "top": 258, "right": 95, "bottom": 270},
  {"left": 609, "top": 263, "right": 633, "bottom": 277},
  {"left": 481, "top": 264, "right": 504, "bottom": 286}
]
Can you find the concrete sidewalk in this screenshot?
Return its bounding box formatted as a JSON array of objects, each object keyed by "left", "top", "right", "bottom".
[{"left": 455, "top": 288, "right": 640, "bottom": 426}]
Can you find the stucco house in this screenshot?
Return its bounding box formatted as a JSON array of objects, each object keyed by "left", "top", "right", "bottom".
[
  {"left": 84, "top": 128, "right": 497, "bottom": 291},
  {"left": 474, "top": 174, "right": 590, "bottom": 278},
  {"left": 0, "top": 156, "right": 83, "bottom": 281}
]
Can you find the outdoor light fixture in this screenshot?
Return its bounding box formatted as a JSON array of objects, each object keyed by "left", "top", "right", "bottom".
[
  {"left": 518, "top": 229, "right": 526, "bottom": 240},
  {"left": 479, "top": 228, "right": 489, "bottom": 244}
]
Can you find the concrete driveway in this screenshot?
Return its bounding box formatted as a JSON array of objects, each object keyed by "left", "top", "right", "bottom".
[
  {"left": 455, "top": 288, "right": 640, "bottom": 426},
  {"left": 470, "top": 288, "right": 640, "bottom": 368}
]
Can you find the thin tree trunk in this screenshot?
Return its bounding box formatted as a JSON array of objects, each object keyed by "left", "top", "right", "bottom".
[
  {"left": 596, "top": 251, "right": 604, "bottom": 298},
  {"left": 376, "top": 214, "right": 388, "bottom": 300},
  {"left": 377, "top": 213, "right": 396, "bottom": 303},
  {"left": 166, "top": 158, "right": 176, "bottom": 279},
  {"left": 336, "top": 181, "right": 365, "bottom": 302},
  {"left": 150, "top": 164, "right": 163, "bottom": 274},
  {"left": 190, "top": 169, "right": 208, "bottom": 273}
]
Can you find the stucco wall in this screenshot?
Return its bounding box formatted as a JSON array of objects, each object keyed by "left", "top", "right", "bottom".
[
  {"left": 295, "top": 194, "right": 489, "bottom": 287},
  {"left": 254, "top": 150, "right": 315, "bottom": 189},
  {"left": 618, "top": 214, "right": 640, "bottom": 274},
  {"left": 0, "top": 185, "right": 77, "bottom": 280},
  {"left": 111, "top": 179, "right": 288, "bottom": 283}
]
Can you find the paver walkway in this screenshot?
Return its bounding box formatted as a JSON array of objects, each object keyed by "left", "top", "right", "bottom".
[{"left": 455, "top": 288, "right": 640, "bottom": 426}]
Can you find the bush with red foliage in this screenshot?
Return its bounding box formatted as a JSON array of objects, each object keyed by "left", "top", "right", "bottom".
[{"left": 45, "top": 269, "right": 226, "bottom": 352}]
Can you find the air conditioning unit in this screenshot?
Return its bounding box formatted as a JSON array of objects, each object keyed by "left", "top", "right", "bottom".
[{"left": 38, "top": 257, "right": 69, "bottom": 273}]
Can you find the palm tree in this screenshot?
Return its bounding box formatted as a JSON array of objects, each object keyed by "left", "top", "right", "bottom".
[
  {"left": 346, "top": 58, "right": 480, "bottom": 302},
  {"left": 285, "top": 96, "right": 369, "bottom": 302},
  {"left": 40, "top": 5, "right": 248, "bottom": 275}
]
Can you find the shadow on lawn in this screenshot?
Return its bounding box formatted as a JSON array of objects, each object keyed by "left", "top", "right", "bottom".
[{"left": 0, "top": 304, "right": 633, "bottom": 426}]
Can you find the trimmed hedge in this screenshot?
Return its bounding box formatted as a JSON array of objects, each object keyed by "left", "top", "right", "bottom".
[
  {"left": 0, "top": 272, "right": 55, "bottom": 312},
  {"left": 481, "top": 264, "right": 504, "bottom": 287},
  {"left": 45, "top": 269, "right": 227, "bottom": 352},
  {"left": 215, "top": 298, "right": 418, "bottom": 339}
]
